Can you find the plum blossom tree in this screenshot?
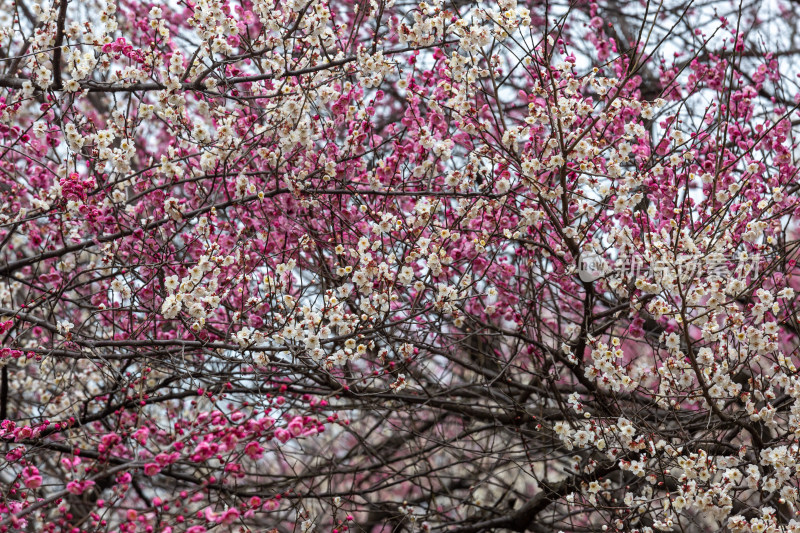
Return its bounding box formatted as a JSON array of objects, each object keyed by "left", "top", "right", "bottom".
[{"left": 2, "top": 0, "right": 800, "bottom": 532}]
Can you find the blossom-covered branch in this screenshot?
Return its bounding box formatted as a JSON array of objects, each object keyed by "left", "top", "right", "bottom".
[{"left": 2, "top": 0, "right": 800, "bottom": 532}]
